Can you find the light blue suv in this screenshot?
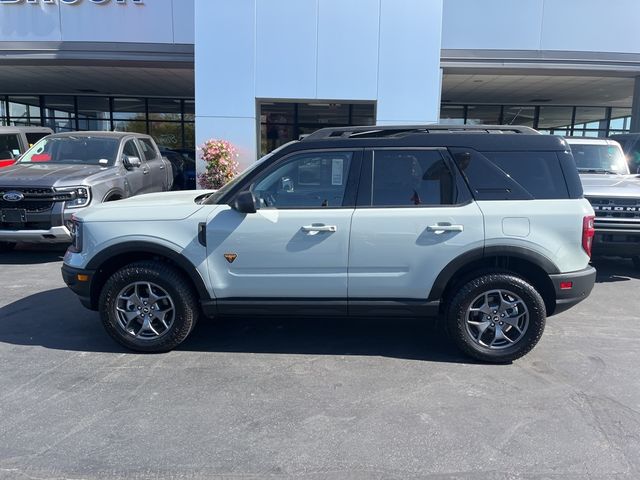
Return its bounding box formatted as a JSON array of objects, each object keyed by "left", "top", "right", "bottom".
[{"left": 62, "top": 125, "right": 596, "bottom": 363}]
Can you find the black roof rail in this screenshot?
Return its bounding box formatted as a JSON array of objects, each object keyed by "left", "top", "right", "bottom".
[{"left": 302, "top": 124, "right": 541, "bottom": 140}]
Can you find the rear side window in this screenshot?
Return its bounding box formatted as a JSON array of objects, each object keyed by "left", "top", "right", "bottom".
[
  {"left": 138, "top": 138, "right": 158, "bottom": 161},
  {"left": 371, "top": 150, "right": 459, "bottom": 206},
  {"left": 485, "top": 152, "right": 569, "bottom": 199},
  {"left": 450, "top": 148, "right": 570, "bottom": 200},
  {"left": 25, "top": 132, "right": 49, "bottom": 147},
  {"left": 0, "top": 134, "right": 21, "bottom": 160}
]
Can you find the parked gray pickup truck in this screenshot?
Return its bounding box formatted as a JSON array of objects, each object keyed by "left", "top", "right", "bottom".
[{"left": 0, "top": 131, "right": 172, "bottom": 250}]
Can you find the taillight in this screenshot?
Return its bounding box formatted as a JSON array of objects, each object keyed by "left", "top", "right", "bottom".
[{"left": 582, "top": 215, "right": 595, "bottom": 257}]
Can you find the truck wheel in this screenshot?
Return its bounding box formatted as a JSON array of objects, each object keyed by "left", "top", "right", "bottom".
[
  {"left": 0, "top": 242, "right": 16, "bottom": 252},
  {"left": 99, "top": 261, "right": 199, "bottom": 352},
  {"left": 446, "top": 273, "right": 546, "bottom": 363}
]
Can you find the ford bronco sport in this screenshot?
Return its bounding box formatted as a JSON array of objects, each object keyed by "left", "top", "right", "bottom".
[{"left": 62, "top": 125, "right": 596, "bottom": 363}]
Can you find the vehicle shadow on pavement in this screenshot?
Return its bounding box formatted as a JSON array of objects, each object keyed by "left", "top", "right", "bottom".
[
  {"left": 0, "top": 244, "right": 67, "bottom": 265},
  {"left": 592, "top": 257, "right": 640, "bottom": 283},
  {"left": 0, "top": 287, "right": 469, "bottom": 363},
  {"left": 182, "top": 316, "right": 468, "bottom": 363}
]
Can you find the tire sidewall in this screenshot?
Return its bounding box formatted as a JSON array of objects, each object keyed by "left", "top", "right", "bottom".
[
  {"left": 448, "top": 274, "right": 546, "bottom": 362},
  {"left": 99, "top": 263, "right": 196, "bottom": 352}
]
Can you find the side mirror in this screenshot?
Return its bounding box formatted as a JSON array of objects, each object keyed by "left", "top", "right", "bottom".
[
  {"left": 123, "top": 155, "right": 142, "bottom": 170},
  {"left": 232, "top": 190, "right": 260, "bottom": 214}
]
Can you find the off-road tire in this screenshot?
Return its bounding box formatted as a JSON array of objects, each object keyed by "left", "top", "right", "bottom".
[
  {"left": 99, "top": 261, "right": 199, "bottom": 352},
  {"left": 446, "top": 273, "right": 546, "bottom": 363}
]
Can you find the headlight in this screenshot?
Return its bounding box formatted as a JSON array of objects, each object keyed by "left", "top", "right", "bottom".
[
  {"left": 56, "top": 186, "right": 91, "bottom": 209},
  {"left": 67, "top": 217, "right": 83, "bottom": 253}
]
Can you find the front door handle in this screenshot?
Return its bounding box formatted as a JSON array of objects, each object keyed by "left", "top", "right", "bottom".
[
  {"left": 427, "top": 223, "right": 464, "bottom": 233},
  {"left": 302, "top": 224, "right": 337, "bottom": 233}
]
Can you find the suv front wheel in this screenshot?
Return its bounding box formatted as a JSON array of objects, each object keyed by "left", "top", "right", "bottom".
[
  {"left": 99, "top": 261, "right": 199, "bottom": 352},
  {"left": 446, "top": 273, "right": 546, "bottom": 363}
]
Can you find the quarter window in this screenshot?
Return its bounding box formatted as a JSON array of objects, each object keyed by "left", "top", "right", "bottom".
[
  {"left": 484, "top": 152, "right": 569, "bottom": 199},
  {"left": 253, "top": 151, "right": 353, "bottom": 208},
  {"left": 371, "top": 150, "right": 455, "bottom": 206}
]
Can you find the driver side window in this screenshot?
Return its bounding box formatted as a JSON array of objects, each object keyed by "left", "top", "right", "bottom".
[{"left": 253, "top": 151, "right": 353, "bottom": 208}]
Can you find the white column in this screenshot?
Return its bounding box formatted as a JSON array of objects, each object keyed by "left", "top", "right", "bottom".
[{"left": 195, "top": 0, "right": 257, "bottom": 173}]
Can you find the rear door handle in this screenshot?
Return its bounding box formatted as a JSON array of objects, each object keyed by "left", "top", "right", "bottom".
[
  {"left": 302, "top": 224, "right": 337, "bottom": 233},
  {"left": 427, "top": 223, "right": 464, "bottom": 233}
]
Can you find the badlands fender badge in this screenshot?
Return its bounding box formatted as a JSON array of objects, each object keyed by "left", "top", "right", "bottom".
[{"left": 224, "top": 253, "right": 238, "bottom": 264}]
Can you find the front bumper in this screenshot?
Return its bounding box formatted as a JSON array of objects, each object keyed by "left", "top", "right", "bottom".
[
  {"left": 592, "top": 231, "right": 640, "bottom": 257},
  {"left": 61, "top": 264, "right": 97, "bottom": 310},
  {"left": 0, "top": 225, "right": 71, "bottom": 243},
  {"left": 548, "top": 266, "right": 597, "bottom": 316}
]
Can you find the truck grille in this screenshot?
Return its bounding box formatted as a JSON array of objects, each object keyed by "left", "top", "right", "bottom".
[
  {"left": 586, "top": 197, "right": 640, "bottom": 220},
  {"left": 0, "top": 187, "right": 73, "bottom": 213}
]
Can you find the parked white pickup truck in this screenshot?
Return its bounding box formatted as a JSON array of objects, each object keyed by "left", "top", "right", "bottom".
[{"left": 0, "top": 126, "right": 53, "bottom": 168}]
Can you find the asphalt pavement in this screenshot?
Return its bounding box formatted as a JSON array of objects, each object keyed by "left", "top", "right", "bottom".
[{"left": 0, "top": 246, "right": 639, "bottom": 480}]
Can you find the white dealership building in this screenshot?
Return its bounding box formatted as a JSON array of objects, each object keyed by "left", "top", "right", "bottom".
[{"left": 2, "top": 0, "right": 640, "bottom": 168}]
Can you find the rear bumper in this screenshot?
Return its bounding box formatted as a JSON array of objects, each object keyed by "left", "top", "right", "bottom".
[
  {"left": 548, "top": 266, "right": 596, "bottom": 316},
  {"left": 0, "top": 225, "right": 71, "bottom": 243},
  {"left": 61, "top": 264, "right": 97, "bottom": 310}
]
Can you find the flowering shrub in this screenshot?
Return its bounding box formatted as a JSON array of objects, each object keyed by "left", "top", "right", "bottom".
[{"left": 197, "top": 139, "right": 239, "bottom": 190}]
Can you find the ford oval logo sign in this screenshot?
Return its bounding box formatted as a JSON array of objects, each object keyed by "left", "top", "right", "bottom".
[{"left": 2, "top": 191, "right": 24, "bottom": 202}]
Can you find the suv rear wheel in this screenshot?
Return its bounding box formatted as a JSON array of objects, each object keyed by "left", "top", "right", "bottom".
[
  {"left": 99, "top": 261, "right": 199, "bottom": 352},
  {"left": 446, "top": 273, "right": 546, "bottom": 363}
]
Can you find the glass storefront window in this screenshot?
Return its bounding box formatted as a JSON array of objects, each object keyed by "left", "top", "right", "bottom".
[
  {"left": 148, "top": 98, "right": 182, "bottom": 121},
  {"left": 113, "top": 97, "right": 146, "bottom": 120},
  {"left": 8, "top": 96, "right": 40, "bottom": 124},
  {"left": 352, "top": 103, "right": 376, "bottom": 125},
  {"left": 44, "top": 96, "right": 75, "bottom": 119},
  {"left": 259, "top": 102, "right": 375, "bottom": 156},
  {"left": 150, "top": 122, "right": 183, "bottom": 149},
  {"left": 184, "top": 100, "right": 195, "bottom": 122},
  {"left": 610, "top": 108, "right": 632, "bottom": 131},
  {"left": 298, "top": 103, "right": 349, "bottom": 125},
  {"left": 184, "top": 123, "right": 195, "bottom": 151},
  {"left": 466, "top": 105, "right": 501, "bottom": 125},
  {"left": 77, "top": 96, "right": 110, "bottom": 131},
  {"left": 440, "top": 105, "right": 465, "bottom": 124},
  {"left": 0, "top": 98, "right": 7, "bottom": 125},
  {"left": 503, "top": 106, "right": 535, "bottom": 127},
  {"left": 538, "top": 106, "right": 573, "bottom": 133}
]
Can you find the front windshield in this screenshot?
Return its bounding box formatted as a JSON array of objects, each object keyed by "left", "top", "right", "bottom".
[
  {"left": 571, "top": 144, "right": 630, "bottom": 174},
  {"left": 19, "top": 136, "right": 120, "bottom": 166},
  {"left": 203, "top": 141, "right": 297, "bottom": 204}
]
